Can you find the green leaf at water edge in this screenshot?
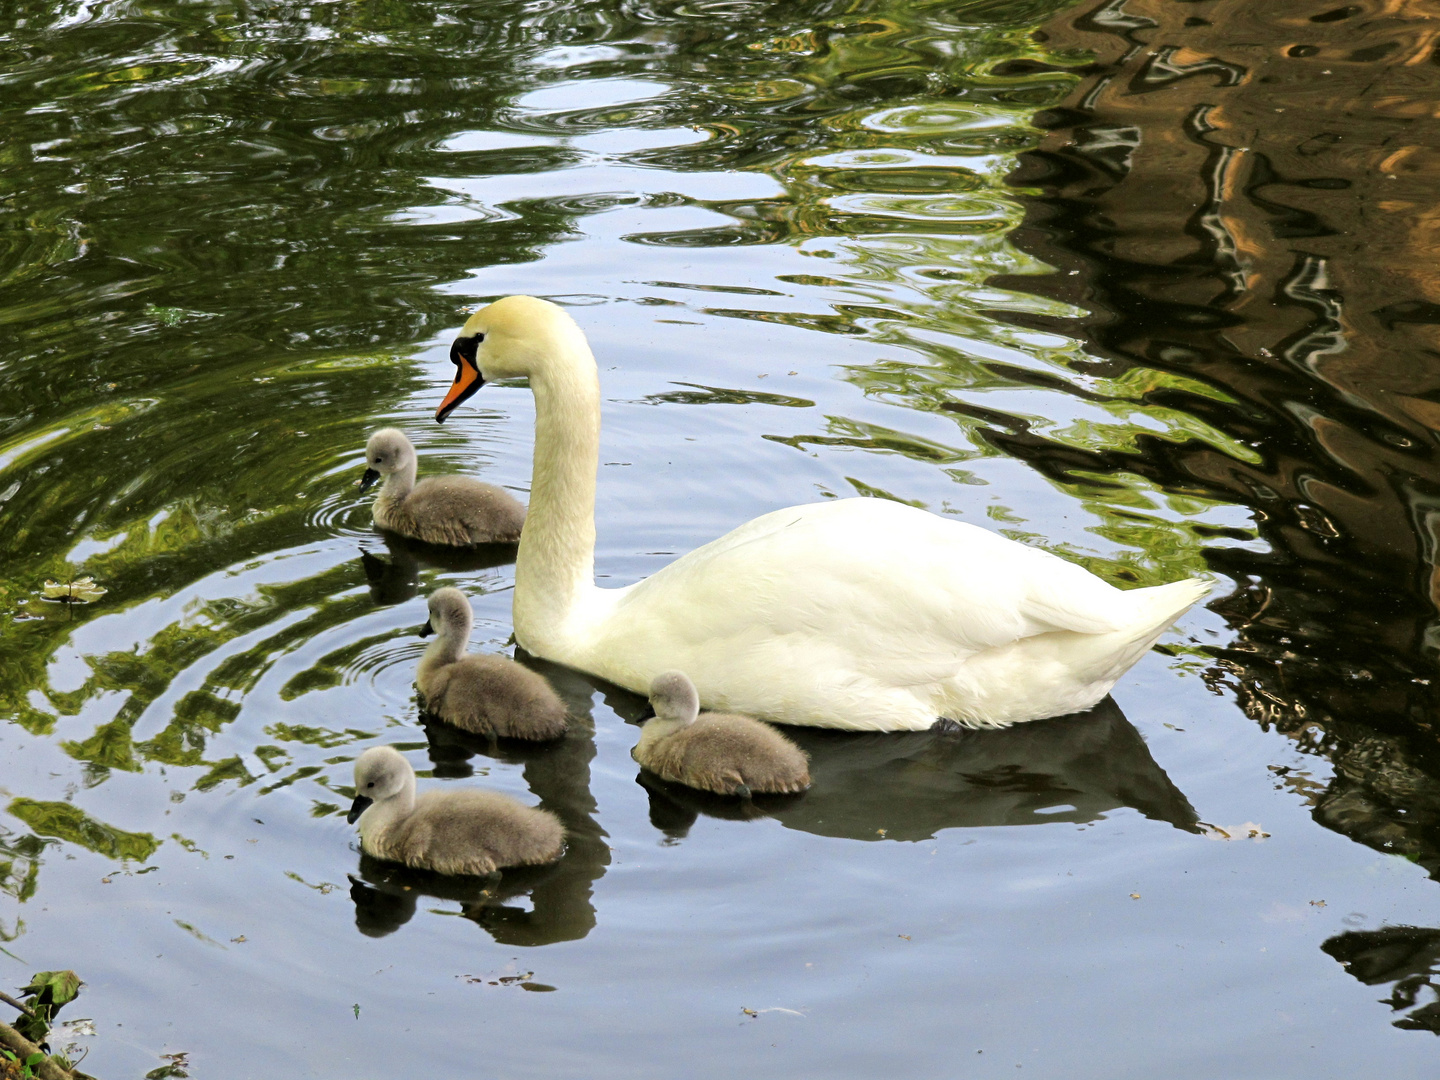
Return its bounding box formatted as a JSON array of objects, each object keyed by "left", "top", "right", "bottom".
[
  {"left": 13, "top": 968, "right": 81, "bottom": 1046},
  {"left": 19, "top": 970, "right": 81, "bottom": 1008}
]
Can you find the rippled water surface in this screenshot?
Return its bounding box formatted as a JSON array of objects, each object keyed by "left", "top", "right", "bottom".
[{"left": 6, "top": 0, "right": 1440, "bottom": 1075}]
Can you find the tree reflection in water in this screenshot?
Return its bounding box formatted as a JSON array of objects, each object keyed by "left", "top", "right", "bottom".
[
  {"left": 1323, "top": 926, "right": 1440, "bottom": 1035},
  {"left": 1004, "top": 0, "right": 1440, "bottom": 1034}
]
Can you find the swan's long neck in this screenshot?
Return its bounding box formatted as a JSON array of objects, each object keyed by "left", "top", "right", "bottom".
[{"left": 514, "top": 336, "right": 601, "bottom": 655}]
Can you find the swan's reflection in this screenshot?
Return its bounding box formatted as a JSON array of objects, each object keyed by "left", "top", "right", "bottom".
[
  {"left": 1322, "top": 926, "right": 1440, "bottom": 1034},
  {"left": 348, "top": 653, "right": 609, "bottom": 945},
  {"left": 358, "top": 531, "right": 518, "bottom": 606},
  {"left": 637, "top": 697, "right": 1200, "bottom": 841}
]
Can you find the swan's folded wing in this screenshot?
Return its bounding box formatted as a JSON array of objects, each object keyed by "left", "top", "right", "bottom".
[{"left": 601, "top": 498, "right": 1129, "bottom": 684}]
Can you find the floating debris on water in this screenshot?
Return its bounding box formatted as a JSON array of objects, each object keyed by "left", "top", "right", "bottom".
[{"left": 1202, "top": 823, "right": 1271, "bottom": 841}]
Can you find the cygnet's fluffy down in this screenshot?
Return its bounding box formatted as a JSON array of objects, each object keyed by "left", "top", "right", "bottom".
[
  {"left": 418, "top": 587, "right": 567, "bottom": 740},
  {"left": 348, "top": 746, "right": 564, "bottom": 875},
  {"left": 359, "top": 427, "right": 525, "bottom": 546},
  {"left": 633, "top": 671, "right": 810, "bottom": 797}
]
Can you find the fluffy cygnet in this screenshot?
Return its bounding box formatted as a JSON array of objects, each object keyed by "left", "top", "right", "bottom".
[
  {"left": 348, "top": 746, "right": 564, "bottom": 875},
  {"left": 633, "top": 671, "right": 810, "bottom": 797},
  {"left": 418, "top": 587, "right": 568, "bottom": 740},
  {"left": 359, "top": 427, "right": 525, "bottom": 546}
]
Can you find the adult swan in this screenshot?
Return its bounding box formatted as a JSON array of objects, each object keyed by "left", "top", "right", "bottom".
[{"left": 435, "top": 296, "right": 1208, "bottom": 732}]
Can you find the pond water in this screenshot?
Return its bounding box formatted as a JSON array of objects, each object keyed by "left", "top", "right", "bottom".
[{"left": 4, "top": 0, "right": 1440, "bottom": 1076}]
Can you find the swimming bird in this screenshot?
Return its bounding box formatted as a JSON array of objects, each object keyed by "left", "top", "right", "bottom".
[
  {"left": 634, "top": 671, "right": 810, "bottom": 797},
  {"left": 358, "top": 427, "right": 525, "bottom": 546},
  {"left": 347, "top": 745, "right": 564, "bottom": 875},
  {"left": 417, "top": 587, "right": 568, "bottom": 741},
  {"left": 434, "top": 296, "right": 1209, "bottom": 731}
]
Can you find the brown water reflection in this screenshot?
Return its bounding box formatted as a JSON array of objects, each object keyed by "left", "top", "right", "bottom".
[{"left": 1002, "top": 0, "right": 1440, "bottom": 886}]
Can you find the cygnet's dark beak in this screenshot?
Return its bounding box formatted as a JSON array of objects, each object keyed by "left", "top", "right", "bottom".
[
  {"left": 417, "top": 620, "right": 435, "bottom": 638},
  {"left": 436, "top": 334, "right": 486, "bottom": 423},
  {"left": 357, "top": 467, "right": 381, "bottom": 494},
  {"left": 347, "top": 794, "right": 373, "bottom": 824}
]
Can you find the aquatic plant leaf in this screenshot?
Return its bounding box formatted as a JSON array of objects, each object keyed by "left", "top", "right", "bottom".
[
  {"left": 40, "top": 577, "right": 107, "bottom": 603},
  {"left": 145, "top": 1049, "right": 190, "bottom": 1079},
  {"left": 6, "top": 799, "right": 159, "bottom": 862}
]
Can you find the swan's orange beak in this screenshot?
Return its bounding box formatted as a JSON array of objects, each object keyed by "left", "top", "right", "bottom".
[{"left": 436, "top": 335, "right": 485, "bottom": 423}]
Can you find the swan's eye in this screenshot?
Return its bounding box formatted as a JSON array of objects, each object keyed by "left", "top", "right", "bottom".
[{"left": 366, "top": 781, "right": 374, "bottom": 788}]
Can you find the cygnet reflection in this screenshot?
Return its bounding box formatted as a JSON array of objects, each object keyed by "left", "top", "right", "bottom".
[
  {"left": 348, "top": 653, "right": 610, "bottom": 946},
  {"left": 349, "top": 853, "right": 560, "bottom": 940},
  {"left": 638, "top": 770, "right": 806, "bottom": 840},
  {"left": 637, "top": 697, "right": 1200, "bottom": 841},
  {"left": 359, "top": 532, "right": 517, "bottom": 606}
]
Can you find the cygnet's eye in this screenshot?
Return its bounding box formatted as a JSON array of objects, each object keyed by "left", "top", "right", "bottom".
[{"left": 366, "top": 781, "right": 374, "bottom": 788}]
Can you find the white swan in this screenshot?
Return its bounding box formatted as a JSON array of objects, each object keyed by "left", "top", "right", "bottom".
[{"left": 434, "top": 296, "right": 1208, "bottom": 731}]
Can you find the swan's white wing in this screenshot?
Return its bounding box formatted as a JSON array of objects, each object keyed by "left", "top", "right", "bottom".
[{"left": 594, "top": 498, "right": 1131, "bottom": 687}]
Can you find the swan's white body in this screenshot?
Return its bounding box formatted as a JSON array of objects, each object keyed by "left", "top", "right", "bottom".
[{"left": 444, "top": 297, "right": 1208, "bottom": 732}]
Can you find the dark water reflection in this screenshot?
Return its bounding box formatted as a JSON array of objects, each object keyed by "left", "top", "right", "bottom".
[
  {"left": 359, "top": 532, "right": 519, "bottom": 606},
  {"left": 641, "top": 698, "right": 1200, "bottom": 840},
  {"left": 3, "top": 0, "right": 1440, "bottom": 1073},
  {"left": 349, "top": 854, "right": 580, "bottom": 946}
]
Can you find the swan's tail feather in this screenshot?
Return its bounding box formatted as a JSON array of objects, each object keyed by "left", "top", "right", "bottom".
[
  {"left": 1125, "top": 577, "right": 1210, "bottom": 636},
  {"left": 1092, "top": 576, "right": 1210, "bottom": 682},
  {"left": 1065, "top": 576, "right": 1209, "bottom": 694}
]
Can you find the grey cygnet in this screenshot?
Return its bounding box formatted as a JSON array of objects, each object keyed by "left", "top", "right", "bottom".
[
  {"left": 358, "top": 427, "right": 525, "bottom": 546},
  {"left": 348, "top": 746, "right": 564, "bottom": 875},
  {"left": 418, "top": 587, "right": 568, "bottom": 740},
  {"left": 633, "top": 671, "right": 810, "bottom": 797}
]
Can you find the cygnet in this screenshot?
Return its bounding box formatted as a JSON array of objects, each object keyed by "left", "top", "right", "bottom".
[
  {"left": 348, "top": 745, "right": 564, "bottom": 875},
  {"left": 633, "top": 671, "right": 810, "bottom": 797},
  {"left": 358, "top": 427, "right": 525, "bottom": 546},
  {"left": 418, "top": 586, "right": 568, "bottom": 740}
]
